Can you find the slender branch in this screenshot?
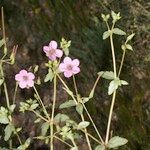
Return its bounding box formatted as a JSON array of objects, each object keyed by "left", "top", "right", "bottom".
[
  {"left": 105, "top": 91, "right": 116, "bottom": 144},
  {"left": 82, "top": 103, "right": 104, "bottom": 144},
  {"left": 50, "top": 75, "right": 57, "bottom": 150},
  {"left": 13, "top": 82, "right": 18, "bottom": 104},
  {"left": 118, "top": 50, "right": 126, "bottom": 77},
  {"left": 53, "top": 136, "right": 73, "bottom": 148}
]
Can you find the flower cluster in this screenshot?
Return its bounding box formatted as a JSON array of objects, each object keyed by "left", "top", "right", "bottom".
[{"left": 15, "top": 40, "right": 80, "bottom": 89}]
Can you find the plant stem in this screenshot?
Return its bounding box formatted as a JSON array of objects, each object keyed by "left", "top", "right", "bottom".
[
  {"left": 13, "top": 82, "right": 18, "bottom": 104},
  {"left": 31, "top": 110, "right": 49, "bottom": 122},
  {"left": 118, "top": 50, "right": 126, "bottom": 77},
  {"left": 80, "top": 129, "right": 102, "bottom": 145},
  {"left": 71, "top": 137, "right": 78, "bottom": 148},
  {"left": 33, "top": 86, "right": 51, "bottom": 122},
  {"left": 82, "top": 103, "right": 104, "bottom": 144},
  {"left": 73, "top": 76, "right": 92, "bottom": 150},
  {"left": 0, "top": 62, "right": 10, "bottom": 108},
  {"left": 53, "top": 136, "right": 73, "bottom": 148},
  {"left": 50, "top": 75, "right": 57, "bottom": 150},
  {"left": 105, "top": 23, "right": 117, "bottom": 145},
  {"left": 57, "top": 74, "right": 78, "bottom": 104},
  {"left": 81, "top": 114, "right": 92, "bottom": 150}
]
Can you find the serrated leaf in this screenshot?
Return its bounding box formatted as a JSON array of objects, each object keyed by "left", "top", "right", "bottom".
[
  {"left": 4, "top": 124, "right": 15, "bottom": 141},
  {"left": 126, "top": 33, "right": 135, "bottom": 42},
  {"left": 103, "top": 31, "right": 111, "bottom": 40},
  {"left": 77, "top": 121, "right": 90, "bottom": 129},
  {"left": 59, "top": 100, "right": 76, "bottom": 109},
  {"left": 126, "top": 44, "right": 133, "bottom": 51},
  {"left": 54, "top": 113, "right": 70, "bottom": 123},
  {"left": 95, "top": 145, "right": 105, "bottom": 150},
  {"left": 108, "top": 136, "right": 128, "bottom": 148},
  {"left": 76, "top": 103, "right": 83, "bottom": 115},
  {"left": 41, "top": 122, "right": 50, "bottom": 136},
  {"left": 30, "top": 103, "right": 39, "bottom": 110},
  {"left": 108, "top": 80, "right": 119, "bottom": 95},
  {"left": 98, "top": 71, "right": 114, "bottom": 80},
  {"left": 113, "top": 28, "right": 126, "bottom": 35}
]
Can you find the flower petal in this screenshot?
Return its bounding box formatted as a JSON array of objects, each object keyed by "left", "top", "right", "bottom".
[
  {"left": 43, "top": 46, "right": 49, "bottom": 53},
  {"left": 28, "top": 73, "right": 35, "bottom": 80},
  {"left": 59, "top": 63, "right": 66, "bottom": 72},
  {"left": 27, "top": 80, "right": 34, "bottom": 87},
  {"left": 49, "top": 40, "right": 57, "bottom": 49},
  {"left": 19, "top": 70, "right": 28, "bottom": 75},
  {"left": 49, "top": 55, "right": 56, "bottom": 61},
  {"left": 19, "top": 81, "right": 27, "bottom": 89},
  {"left": 64, "top": 71, "right": 73, "bottom": 78},
  {"left": 73, "top": 66, "right": 80, "bottom": 74},
  {"left": 56, "top": 49, "right": 63, "bottom": 58},
  {"left": 15, "top": 74, "right": 22, "bottom": 81},
  {"left": 64, "top": 57, "right": 72, "bottom": 64},
  {"left": 72, "top": 59, "right": 80, "bottom": 66}
]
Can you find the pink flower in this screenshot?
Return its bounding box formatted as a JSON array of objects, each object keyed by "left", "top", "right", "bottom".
[
  {"left": 43, "top": 40, "right": 63, "bottom": 61},
  {"left": 15, "top": 70, "right": 35, "bottom": 89},
  {"left": 59, "top": 57, "right": 80, "bottom": 78}
]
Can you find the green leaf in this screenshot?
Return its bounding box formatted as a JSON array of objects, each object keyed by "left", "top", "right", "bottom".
[
  {"left": 126, "top": 44, "right": 133, "bottom": 51},
  {"left": 120, "top": 80, "right": 128, "bottom": 85},
  {"left": 77, "top": 121, "right": 90, "bottom": 129},
  {"left": 95, "top": 145, "right": 105, "bottom": 150},
  {"left": 113, "top": 28, "right": 126, "bottom": 35},
  {"left": 30, "top": 103, "right": 39, "bottom": 110},
  {"left": 98, "top": 71, "right": 114, "bottom": 80},
  {"left": 54, "top": 113, "right": 70, "bottom": 123},
  {"left": 126, "top": 33, "right": 135, "bottom": 42},
  {"left": 103, "top": 31, "right": 111, "bottom": 40},
  {"left": 0, "top": 107, "right": 9, "bottom": 124},
  {"left": 108, "top": 136, "right": 128, "bottom": 148},
  {"left": 41, "top": 122, "right": 50, "bottom": 136},
  {"left": 108, "top": 80, "right": 119, "bottom": 95},
  {"left": 76, "top": 103, "right": 83, "bottom": 115},
  {"left": 44, "top": 69, "right": 54, "bottom": 82},
  {"left": 82, "top": 97, "right": 90, "bottom": 103},
  {"left": 0, "top": 79, "right": 4, "bottom": 86},
  {"left": 4, "top": 124, "right": 15, "bottom": 141},
  {"left": 9, "top": 104, "right": 16, "bottom": 113},
  {"left": 0, "top": 39, "right": 5, "bottom": 48},
  {"left": 59, "top": 100, "right": 76, "bottom": 109}
]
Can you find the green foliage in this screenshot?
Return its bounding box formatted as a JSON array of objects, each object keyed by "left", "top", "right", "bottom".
[
  {"left": 41, "top": 122, "right": 50, "bottom": 136},
  {"left": 59, "top": 100, "right": 76, "bottom": 109},
  {"left": 95, "top": 145, "right": 105, "bottom": 150},
  {"left": 0, "top": 107, "right": 9, "bottom": 124},
  {"left": 77, "top": 121, "right": 90, "bottom": 130},
  {"left": 107, "top": 136, "right": 128, "bottom": 149},
  {"left": 4, "top": 124, "right": 15, "bottom": 141}
]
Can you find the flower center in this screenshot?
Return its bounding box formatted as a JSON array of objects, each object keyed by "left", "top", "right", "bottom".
[
  {"left": 48, "top": 49, "right": 55, "bottom": 56},
  {"left": 22, "top": 75, "right": 28, "bottom": 81},
  {"left": 67, "top": 64, "right": 73, "bottom": 71}
]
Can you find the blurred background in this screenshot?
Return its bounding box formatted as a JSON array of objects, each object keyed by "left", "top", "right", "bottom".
[{"left": 0, "top": 0, "right": 150, "bottom": 149}]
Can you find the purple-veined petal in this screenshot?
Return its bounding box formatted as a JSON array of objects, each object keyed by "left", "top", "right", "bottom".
[
  {"left": 19, "top": 70, "right": 28, "bottom": 76},
  {"left": 28, "top": 73, "right": 35, "bottom": 80},
  {"left": 49, "top": 40, "right": 57, "bottom": 49},
  {"left": 56, "top": 49, "right": 63, "bottom": 58},
  {"left": 43, "top": 46, "right": 49, "bottom": 53},
  {"left": 19, "top": 81, "right": 27, "bottom": 89},
  {"left": 27, "top": 80, "right": 34, "bottom": 87},
  {"left": 72, "top": 66, "right": 80, "bottom": 74},
  {"left": 59, "top": 63, "right": 66, "bottom": 72},
  {"left": 72, "top": 59, "right": 80, "bottom": 66},
  {"left": 64, "top": 71, "right": 73, "bottom": 78},
  {"left": 64, "top": 57, "right": 72, "bottom": 64},
  {"left": 15, "top": 74, "right": 22, "bottom": 81}
]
